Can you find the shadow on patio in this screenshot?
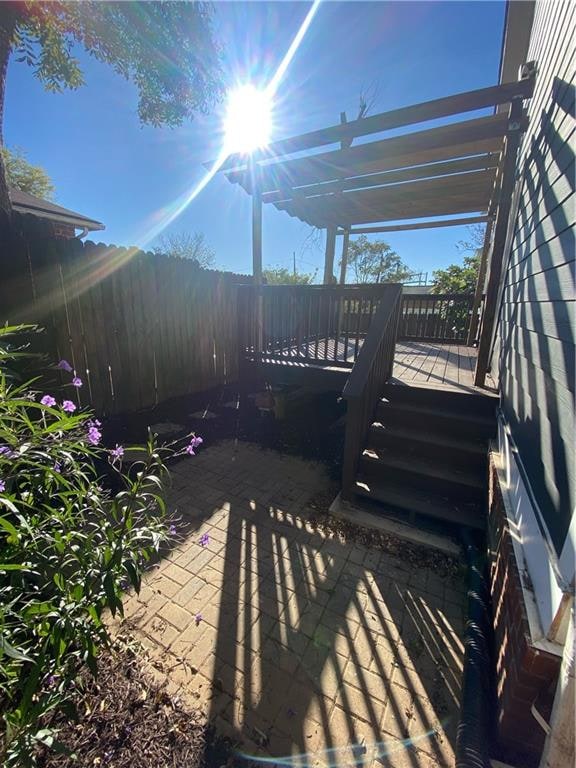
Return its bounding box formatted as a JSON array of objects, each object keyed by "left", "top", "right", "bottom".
[{"left": 122, "top": 441, "right": 466, "bottom": 768}]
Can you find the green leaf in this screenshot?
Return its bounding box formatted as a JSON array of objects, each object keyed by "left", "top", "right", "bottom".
[
  {"left": 0, "top": 635, "right": 33, "bottom": 662},
  {"left": 0, "top": 515, "right": 18, "bottom": 537}
]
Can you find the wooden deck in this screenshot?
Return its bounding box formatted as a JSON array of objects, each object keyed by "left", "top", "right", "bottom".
[
  {"left": 392, "top": 341, "right": 481, "bottom": 392},
  {"left": 253, "top": 338, "right": 496, "bottom": 395}
]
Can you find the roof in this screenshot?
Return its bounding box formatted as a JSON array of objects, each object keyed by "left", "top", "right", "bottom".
[
  {"left": 219, "top": 77, "right": 535, "bottom": 230},
  {"left": 9, "top": 188, "right": 105, "bottom": 232}
]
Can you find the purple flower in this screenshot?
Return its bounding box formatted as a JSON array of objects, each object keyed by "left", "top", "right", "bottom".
[
  {"left": 110, "top": 444, "right": 124, "bottom": 460},
  {"left": 195, "top": 613, "right": 203, "bottom": 625},
  {"left": 0, "top": 479, "right": 5, "bottom": 493},
  {"left": 199, "top": 533, "right": 210, "bottom": 547},
  {"left": 41, "top": 395, "right": 56, "bottom": 407},
  {"left": 0, "top": 446, "right": 16, "bottom": 459},
  {"left": 72, "top": 376, "right": 83, "bottom": 388},
  {"left": 53, "top": 462, "right": 62, "bottom": 473},
  {"left": 57, "top": 360, "right": 73, "bottom": 373},
  {"left": 169, "top": 524, "right": 177, "bottom": 536},
  {"left": 87, "top": 425, "right": 101, "bottom": 446},
  {"left": 185, "top": 435, "right": 203, "bottom": 455},
  {"left": 62, "top": 400, "right": 76, "bottom": 413}
]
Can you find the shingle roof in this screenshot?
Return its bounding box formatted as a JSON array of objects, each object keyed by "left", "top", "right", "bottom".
[{"left": 9, "top": 188, "right": 105, "bottom": 232}]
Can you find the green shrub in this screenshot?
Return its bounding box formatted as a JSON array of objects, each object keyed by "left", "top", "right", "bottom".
[{"left": 0, "top": 327, "right": 188, "bottom": 765}]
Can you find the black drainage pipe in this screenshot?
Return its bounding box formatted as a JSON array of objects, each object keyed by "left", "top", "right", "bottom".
[{"left": 456, "top": 531, "right": 494, "bottom": 768}]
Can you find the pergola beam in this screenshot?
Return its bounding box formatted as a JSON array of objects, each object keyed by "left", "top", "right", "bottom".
[
  {"left": 217, "top": 75, "right": 535, "bottom": 173},
  {"left": 280, "top": 169, "right": 495, "bottom": 228},
  {"left": 228, "top": 114, "right": 512, "bottom": 194},
  {"left": 337, "top": 215, "right": 490, "bottom": 235},
  {"left": 262, "top": 154, "right": 501, "bottom": 205}
]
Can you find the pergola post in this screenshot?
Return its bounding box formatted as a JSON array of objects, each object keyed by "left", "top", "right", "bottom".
[
  {"left": 467, "top": 216, "right": 494, "bottom": 345},
  {"left": 251, "top": 161, "right": 263, "bottom": 357},
  {"left": 474, "top": 99, "right": 525, "bottom": 387},
  {"left": 339, "top": 228, "right": 350, "bottom": 284},
  {"left": 323, "top": 226, "right": 336, "bottom": 284}
]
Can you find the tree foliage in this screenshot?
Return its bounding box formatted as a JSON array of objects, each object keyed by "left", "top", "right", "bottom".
[
  {"left": 10, "top": 2, "right": 223, "bottom": 127},
  {"left": 431, "top": 251, "right": 481, "bottom": 294},
  {"left": 1, "top": 147, "right": 54, "bottom": 200},
  {"left": 262, "top": 266, "right": 317, "bottom": 285},
  {"left": 344, "top": 235, "right": 410, "bottom": 284},
  {"left": 153, "top": 231, "right": 215, "bottom": 269},
  {"left": 0, "top": 1, "right": 223, "bottom": 214}
]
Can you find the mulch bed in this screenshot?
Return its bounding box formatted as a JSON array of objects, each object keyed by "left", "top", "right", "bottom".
[{"left": 37, "top": 638, "right": 233, "bottom": 768}]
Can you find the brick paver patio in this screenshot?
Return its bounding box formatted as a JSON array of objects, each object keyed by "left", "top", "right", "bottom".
[{"left": 121, "top": 440, "right": 466, "bottom": 768}]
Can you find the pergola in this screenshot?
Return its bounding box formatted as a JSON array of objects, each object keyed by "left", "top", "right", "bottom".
[{"left": 216, "top": 65, "right": 535, "bottom": 386}]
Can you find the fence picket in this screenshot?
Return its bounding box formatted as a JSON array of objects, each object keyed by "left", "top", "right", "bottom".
[{"left": 1, "top": 216, "right": 251, "bottom": 415}]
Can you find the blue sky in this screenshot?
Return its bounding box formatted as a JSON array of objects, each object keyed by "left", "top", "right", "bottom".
[{"left": 6, "top": 1, "right": 505, "bottom": 279}]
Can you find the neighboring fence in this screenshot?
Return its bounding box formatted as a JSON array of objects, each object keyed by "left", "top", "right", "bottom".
[
  {"left": 0, "top": 215, "right": 251, "bottom": 415},
  {"left": 238, "top": 283, "right": 399, "bottom": 368},
  {"left": 342, "top": 284, "right": 402, "bottom": 498},
  {"left": 399, "top": 292, "right": 474, "bottom": 342}
]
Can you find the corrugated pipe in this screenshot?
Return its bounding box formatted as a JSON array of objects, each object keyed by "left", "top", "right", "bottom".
[{"left": 456, "top": 530, "right": 494, "bottom": 768}]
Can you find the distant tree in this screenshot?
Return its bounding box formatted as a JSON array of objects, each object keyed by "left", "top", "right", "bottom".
[
  {"left": 153, "top": 231, "right": 215, "bottom": 268},
  {"left": 456, "top": 223, "right": 486, "bottom": 254},
  {"left": 431, "top": 251, "right": 481, "bottom": 295},
  {"left": 2, "top": 146, "right": 54, "bottom": 199},
  {"left": 0, "top": 2, "right": 223, "bottom": 216},
  {"left": 262, "top": 266, "right": 317, "bottom": 285},
  {"left": 345, "top": 235, "right": 410, "bottom": 283}
]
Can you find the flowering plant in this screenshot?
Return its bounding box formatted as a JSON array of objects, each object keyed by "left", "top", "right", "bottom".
[{"left": 0, "top": 327, "right": 201, "bottom": 766}]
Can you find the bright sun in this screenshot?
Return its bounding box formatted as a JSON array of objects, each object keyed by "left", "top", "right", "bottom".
[{"left": 224, "top": 84, "right": 273, "bottom": 154}]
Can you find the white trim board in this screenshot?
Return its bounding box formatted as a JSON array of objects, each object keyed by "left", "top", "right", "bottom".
[{"left": 493, "top": 415, "right": 570, "bottom": 653}]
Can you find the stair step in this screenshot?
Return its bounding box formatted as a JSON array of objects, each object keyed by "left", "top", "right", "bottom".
[
  {"left": 381, "top": 382, "right": 498, "bottom": 418},
  {"left": 377, "top": 400, "right": 496, "bottom": 438},
  {"left": 368, "top": 422, "right": 486, "bottom": 456},
  {"left": 378, "top": 399, "right": 495, "bottom": 428},
  {"left": 354, "top": 477, "right": 484, "bottom": 530},
  {"left": 360, "top": 448, "right": 484, "bottom": 491}
]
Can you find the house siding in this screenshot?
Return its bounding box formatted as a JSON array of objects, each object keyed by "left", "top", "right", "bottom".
[{"left": 495, "top": 0, "right": 575, "bottom": 558}]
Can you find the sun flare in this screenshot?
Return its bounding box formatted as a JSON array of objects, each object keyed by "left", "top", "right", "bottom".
[{"left": 224, "top": 84, "right": 273, "bottom": 154}]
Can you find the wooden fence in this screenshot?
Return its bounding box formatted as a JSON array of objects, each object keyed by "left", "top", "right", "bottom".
[{"left": 0, "top": 215, "right": 251, "bottom": 415}]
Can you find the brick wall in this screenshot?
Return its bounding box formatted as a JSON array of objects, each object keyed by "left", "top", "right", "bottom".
[
  {"left": 50, "top": 222, "right": 76, "bottom": 238},
  {"left": 488, "top": 457, "right": 561, "bottom": 766}
]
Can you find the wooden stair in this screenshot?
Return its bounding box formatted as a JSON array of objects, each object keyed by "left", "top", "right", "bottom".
[{"left": 351, "top": 382, "right": 498, "bottom": 530}]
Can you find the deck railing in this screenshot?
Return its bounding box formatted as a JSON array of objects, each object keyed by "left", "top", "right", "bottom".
[
  {"left": 238, "top": 283, "right": 401, "bottom": 368},
  {"left": 341, "top": 284, "right": 402, "bottom": 499},
  {"left": 399, "top": 292, "right": 474, "bottom": 343}
]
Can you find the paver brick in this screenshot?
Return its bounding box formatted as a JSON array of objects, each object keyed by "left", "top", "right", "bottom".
[
  {"left": 158, "top": 602, "right": 193, "bottom": 631},
  {"left": 123, "top": 440, "right": 465, "bottom": 767}
]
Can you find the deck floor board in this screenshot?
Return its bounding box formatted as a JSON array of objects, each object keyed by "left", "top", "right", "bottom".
[{"left": 392, "top": 341, "right": 480, "bottom": 392}]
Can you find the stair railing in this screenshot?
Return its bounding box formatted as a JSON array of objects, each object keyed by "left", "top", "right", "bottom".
[{"left": 341, "top": 284, "right": 402, "bottom": 500}]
